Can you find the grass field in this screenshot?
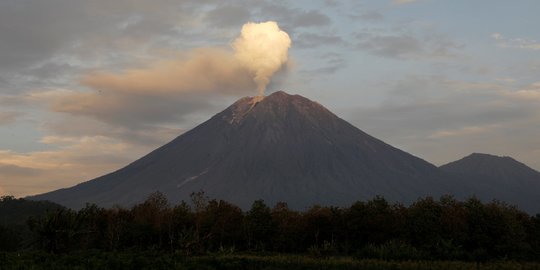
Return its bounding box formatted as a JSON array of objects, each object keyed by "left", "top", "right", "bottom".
[{"left": 2, "top": 252, "right": 540, "bottom": 270}]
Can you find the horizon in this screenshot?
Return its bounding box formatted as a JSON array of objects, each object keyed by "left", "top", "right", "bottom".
[{"left": 1, "top": 0, "right": 540, "bottom": 197}]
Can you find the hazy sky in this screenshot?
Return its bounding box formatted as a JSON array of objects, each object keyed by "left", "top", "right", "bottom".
[{"left": 1, "top": 0, "right": 539, "bottom": 197}]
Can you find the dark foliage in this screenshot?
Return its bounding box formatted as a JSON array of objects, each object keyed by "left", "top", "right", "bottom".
[
  {"left": 2, "top": 193, "right": 540, "bottom": 262},
  {"left": 0, "top": 195, "right": 65, "bottom": 251}
]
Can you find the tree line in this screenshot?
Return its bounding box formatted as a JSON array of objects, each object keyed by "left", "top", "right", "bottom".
[{"left": 1, "top": 193, "right": 540, "bottom": 261}]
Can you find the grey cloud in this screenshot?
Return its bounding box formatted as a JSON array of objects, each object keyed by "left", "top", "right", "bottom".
[
  {"left": 359, "top": 34, "right": 422, "bottom": 58},
  {"left": 0, "top": 0, "right": 225, "bottom": 95},
  {"left": 0, "top": 164, "right": 42, "bottom": 177},
  {"left": 344, "top": 76, "right": 540, "bottom": 168},
  {"left": 0, "top": 112, "right": 22, "bottom": 125},
  {"left": 42, "top": 115, "right": 185, "bottom": 147},
  {"left": 256, "top": 3, "right": 332, "bottom": 32},
  {"left": 0, "top": 0, "right": 89, "bottom": 71},
  {"left": 357, "top": 32, "right": 461, "bottom": 59},
  {"left": 492, "top": 33, "right": 540, "bottom": 51},
  {"left": 324, "top": 0, "right": 339, "bottom": 7},
  {"left": 293, "top": 10, "right": 331, "bottom": 28},
  {"left": 349, "top": 10, "right": 384, "bottom": 22},
  {"left": 206, "top": 5, "right": 251, "bottom": 28},
  {"left": 392, "top": 0, "right": 421, "bottom": 5},
  {"left": 50, "top": 91, "right": 218, "bottom": 131},
  {"left": 295, "top": 33, "right": 344, "bottom": 48},
  {"left": 26, "top": 62, "right": 78, "bottom": 81},
  {"left": 0, "top": 94, "right": 28, "bottom": 107},
  {"left": 359, "top": 11, "right": 385, "bottom": 22},
  {"left": 301, "top": 53, "right": 346, "bottom": 75}
]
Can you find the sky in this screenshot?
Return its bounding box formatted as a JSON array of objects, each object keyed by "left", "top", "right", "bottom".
[{"left": 1, "top": 0, "right": 540, "bottom": 197}]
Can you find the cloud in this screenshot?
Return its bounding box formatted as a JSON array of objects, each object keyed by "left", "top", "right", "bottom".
[
  {"left": 0, "top": 136, "right": 147, "bottom": 196},
  {"left": 82, "top": 48, "right": 255, "bottom": 95},
  {"left": 392, "top": 0, "right": 419, "bottom": 5},
  {"left": 0, "top": 19, "right": 294, "bottom": 198},
  {"left": 255, "top": 3, "right": 332, "bottom": 31},
  {"left": 358, "top": 34, "right": 422, "bottom": 58},
  {"left": 345, "top": 76, "right": 540, "bottom": 168},
  {"left": 0, "top": 0, "right": 243, "bottom": 95},
  {"left": 42, "top": 21, "right": 291, "bottom": 129},
  {"left": 506, "top": 82, "right": 540, "bottom": 102},
  {"left": 301, "top": 53, "right": 346, "bottom": 75},
  {"left": 42, "top": 115, "right": 183, "bottom": 147},
  {"left": 0, "top": 164, "right": 42, "bottom": 177},
  {"left": 492, "top": 33, "right": 540, "bottom": 50},
  {"left": 358, "top": 11, "right": 385, "bottom": 22},
  {"left": 292, "top": 10, "right": 331, "bottom": 28},
  {"left": 205, "top": 5, "right": 251, "bottom": 28},
  {"left": 295, "top": 33, "right": 344, "bottom": 48},
  {"left": 0, "top": 112, "right": 22, "bottom": 125},
  {"left": 357, "top": 33, "right": 461, "bottom": 59},
  {"left": 428, "top": 125, "right": 501, "bottom": 139},
  {"left": 44, "top": 88, "right": 216, "bottom": 131},
  {"left": 233, "top": 21, "right": 291, "bottom": 95}
]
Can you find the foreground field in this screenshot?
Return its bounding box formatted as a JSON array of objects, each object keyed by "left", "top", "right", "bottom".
[{"left": 2, "top": 252, "right": 540, "bottom": 270}]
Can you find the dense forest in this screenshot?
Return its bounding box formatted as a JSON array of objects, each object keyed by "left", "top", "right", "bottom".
[{"left": 2, "top": 192, "right": 540, "bottom": 268}]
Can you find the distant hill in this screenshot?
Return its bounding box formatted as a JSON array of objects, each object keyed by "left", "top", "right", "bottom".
[
  {"left": 440, "top": 153, "right": 540, "bottom": 213},
  {"left": 0, "top": 196, "right": 65, "bottom": 226}
]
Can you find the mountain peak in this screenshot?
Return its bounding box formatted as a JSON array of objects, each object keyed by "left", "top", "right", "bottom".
[
  {"left": 440, "top": 153, "right": 540, "bottom": 213},
  {"left": 223, "top": 90, "right": 330, "bottom": 125},
  {"left": 441, "top": 152, "right": 540, "bottom": 178},
  {"left": 458, "top": 152, "right": 522, "bottom": 167},
  {"left": 467, "top": 152, "right": 512, "bottom": 160}
]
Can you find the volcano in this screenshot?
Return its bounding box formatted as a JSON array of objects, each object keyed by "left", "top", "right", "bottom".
[
  {"left": 440, "top": 153, "right": 540, "bottom": 213},
  {"left": 30, "top": 91, "right": 456, "bottom": 209}
]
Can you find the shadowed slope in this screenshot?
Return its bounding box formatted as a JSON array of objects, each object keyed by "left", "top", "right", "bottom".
[{"left": 441, "top": 153, "right": 540, "bottom": 213}]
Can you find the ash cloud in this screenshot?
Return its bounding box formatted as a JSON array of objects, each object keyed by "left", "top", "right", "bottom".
[
  {"left": 48, "top": 21, "right": 291, "bottom": 131},
  {"left": 233, "top": 21, "right": 291, "bottom": 96}
]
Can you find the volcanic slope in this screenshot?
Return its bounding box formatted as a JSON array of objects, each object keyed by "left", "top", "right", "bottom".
[
  {"left": 441, "top": 153, "right": 540, "bottom": 213},
  {"left": 30, "top": 91, "right": 452, "bottom": 209}
]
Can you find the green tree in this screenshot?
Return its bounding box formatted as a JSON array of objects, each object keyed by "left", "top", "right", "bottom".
[{"left": 245, "top": 200, "right": 274, "bottom": 251}]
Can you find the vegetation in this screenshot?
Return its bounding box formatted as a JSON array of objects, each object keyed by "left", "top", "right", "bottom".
[
  {"left": 2, "top": 193, "right": 540, "bottom": 268},
  {"left": 3, "top": 252, "right": 540, "bottom": 270}
]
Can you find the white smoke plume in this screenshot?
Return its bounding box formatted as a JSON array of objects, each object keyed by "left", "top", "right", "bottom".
[{"left": 233, "top": 21, "right": 291, "bottom": 96}]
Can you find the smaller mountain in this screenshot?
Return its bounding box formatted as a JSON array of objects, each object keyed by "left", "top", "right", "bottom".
[
  {"left": 0, "top": 196, "right": 65, "bottom": 226},
  {"left": 441, "top": 153, "right": 540, "bottom": 179},
  {"left": 441, "top": 153, "right": 540, "bottom": 213}
]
